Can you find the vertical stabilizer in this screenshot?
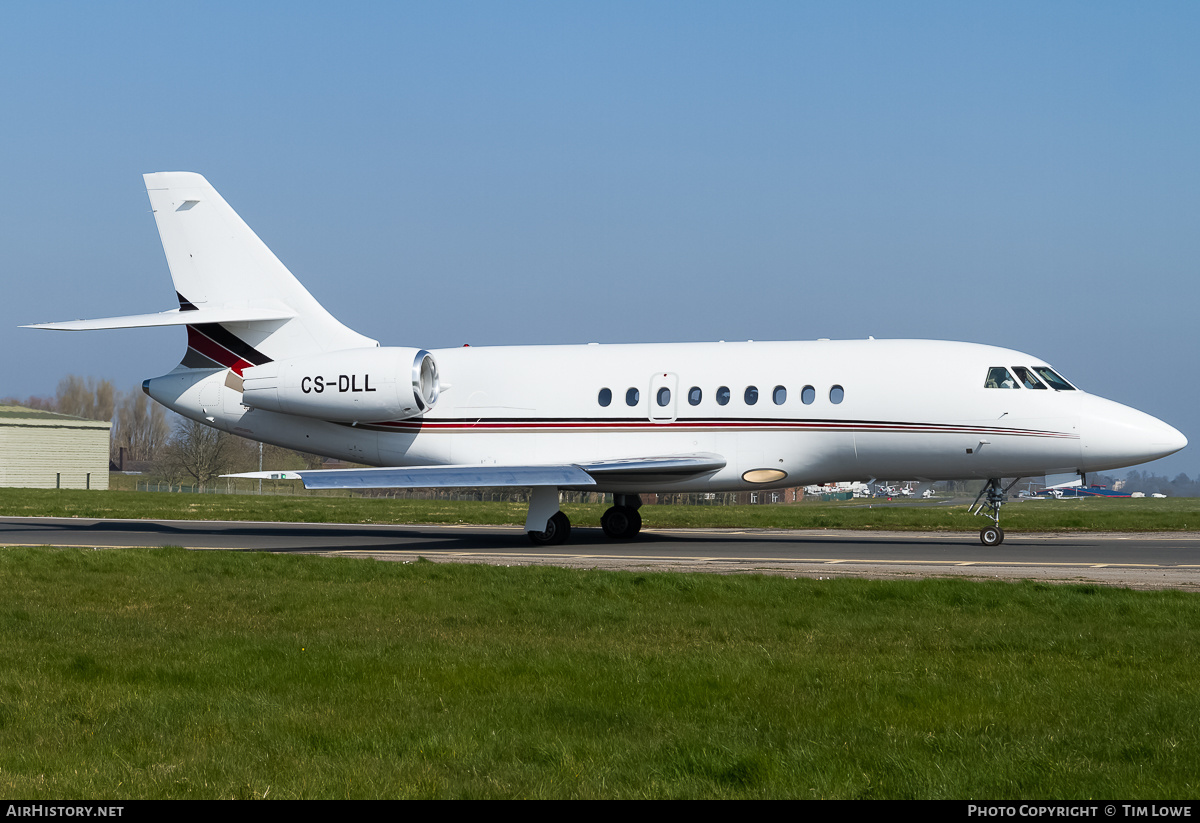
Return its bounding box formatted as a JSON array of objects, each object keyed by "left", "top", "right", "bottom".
[{"left": 143, "top": 172, "right": 377, "bottom": 368}]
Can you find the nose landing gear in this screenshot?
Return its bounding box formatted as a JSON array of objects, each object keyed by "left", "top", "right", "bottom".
[
  {"left": 979, "top": 523, "right": 1004, "bottom": 547},
  {"left": 970, "top": 478, "right": 1022, "bottom": 546}
]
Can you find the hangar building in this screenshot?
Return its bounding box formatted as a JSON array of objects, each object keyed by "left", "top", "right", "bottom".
[{"left": 0, "top": 405, "right": 111, "bottom": 489}]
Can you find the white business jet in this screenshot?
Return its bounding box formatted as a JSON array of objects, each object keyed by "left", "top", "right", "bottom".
[{"left": 28, "top": 173, "right": 1188, "bottom": 546}]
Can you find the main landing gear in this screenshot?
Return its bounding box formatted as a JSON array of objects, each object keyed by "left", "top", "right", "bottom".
[
  {"left": 528, "top": 511, "right": 571, "bottom": 546},
  {"left": 969, "top": 477, "right": 1022, "bottom": 546},
  {"left": 600, "top": 494, "right": 642, "bottom": 540},
  {"left": 527, "top": 486, "right": 571, "bottom": 546},
  {"left": 526, "top": 492, "right": 644, "bottom": 545}
]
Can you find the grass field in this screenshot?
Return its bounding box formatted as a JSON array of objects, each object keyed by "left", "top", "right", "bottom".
[
  {"left": 2, "top": 487, "right": 1199, "bottom": 533},
  {"left": 4, "top": 487, "right": 1198, "bottom": 798},
  {"left": 1, "top": 546, "right": 1198, "bottom": 799}
]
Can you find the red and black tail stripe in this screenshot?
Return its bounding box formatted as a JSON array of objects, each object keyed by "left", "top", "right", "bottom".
[{"left": 177, "top": 292, "right": 272, "bottom": 374}]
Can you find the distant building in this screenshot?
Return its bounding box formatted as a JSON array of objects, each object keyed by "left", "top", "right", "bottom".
[{"left": 0, "top": 405, "right": 111, "bottom": 489}]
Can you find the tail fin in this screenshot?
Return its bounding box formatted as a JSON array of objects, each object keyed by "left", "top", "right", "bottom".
[{"left": 143, "top": 172, "right": 377, "bottom": 370}]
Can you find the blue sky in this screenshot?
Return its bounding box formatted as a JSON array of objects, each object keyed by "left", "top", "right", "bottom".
[{"left": 3, "top": 1, "right": 1197, "bottom": 477}]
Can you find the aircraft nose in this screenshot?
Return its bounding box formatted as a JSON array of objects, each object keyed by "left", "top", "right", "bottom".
[{"left": 1082, "top": 398, "right": 1188, "bottom": 471}]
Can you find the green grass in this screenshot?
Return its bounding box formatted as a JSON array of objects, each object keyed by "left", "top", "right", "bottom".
[
  {"left": 3, "top": 486, "right": 1199, "bottom": 533},
  {"left": 0, "top": 546, "right": 1198, "bottom": 798}
]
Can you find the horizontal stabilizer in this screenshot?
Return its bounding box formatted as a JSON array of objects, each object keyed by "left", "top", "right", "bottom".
[{"left": 25, "top": 307, "right": 295, "bottom": 331}]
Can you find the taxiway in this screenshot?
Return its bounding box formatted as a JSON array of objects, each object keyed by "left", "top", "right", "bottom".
[{"left": 4, "top": 516, "right": 1200, "bottom": 590}]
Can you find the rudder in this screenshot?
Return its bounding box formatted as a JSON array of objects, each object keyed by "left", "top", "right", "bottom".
[{"left": 144, "top": 172, "right": 376, "bottom": 366}]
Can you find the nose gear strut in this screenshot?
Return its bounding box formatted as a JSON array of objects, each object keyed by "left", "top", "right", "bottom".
[{"left": 969, "top": 478, "right": 1023, "bottom": 546}]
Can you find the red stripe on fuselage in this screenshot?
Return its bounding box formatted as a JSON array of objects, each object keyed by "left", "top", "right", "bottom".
[{"left": 348, "top": 417, "right": 1077, "bottom": 439}]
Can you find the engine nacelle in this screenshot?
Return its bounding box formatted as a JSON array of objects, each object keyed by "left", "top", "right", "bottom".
[{"left": 241, "top": 347, "right": 439, "bottom": 423}]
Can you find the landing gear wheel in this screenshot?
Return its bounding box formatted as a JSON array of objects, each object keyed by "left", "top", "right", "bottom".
[
  {"left": 529, "top": 511, "right": 571, "bottom": 546},
  {"left": 601, "top": 506, "right": 642, "bottom": 539},
  {"left": 980, "top": 525, "right": 1004, "bottom": 547}
]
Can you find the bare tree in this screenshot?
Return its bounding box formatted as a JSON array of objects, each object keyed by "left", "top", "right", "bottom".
[
  {"left": 157, "top": 419, "right": 236, "bottom": 491},
  {"left": 111, "top": 388, "right": 171, "bottom": 465},
  {"left": 0, "top": 394, "right": 56, "bottom": 411},
  {"left": 222, "top": 438, "right": 330, "bottom": 474},
  {"left": 54, "top": 375, "right": 115, "bottom": 421}
]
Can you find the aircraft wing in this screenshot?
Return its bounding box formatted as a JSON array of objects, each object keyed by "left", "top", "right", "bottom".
[{"left": 227, "top": 453, "right": 726, "bottom": 490}]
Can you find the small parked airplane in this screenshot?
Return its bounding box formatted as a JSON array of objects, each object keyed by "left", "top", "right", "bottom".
[{"left": 28, "top": 173, "right": 1188, "bottom": 546}]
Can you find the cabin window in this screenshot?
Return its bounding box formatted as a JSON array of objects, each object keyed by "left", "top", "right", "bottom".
[
  {"left": 745, "top": 386, "right": 759, "bottom": 405},
  {"left": 829, "top": 385, "right": 844, "bottom": 404},
  {"left": 598, "top": 388, "right": 612, "bottom": 407},
  {"left": 626, "top": 387, "right": 640, "bottom": 406},
  {"left": 1032, "top": 366, "right": 1076, "bottom": 391},
  {"left": 717, "top": 386, "right": 731, "bottom": 406},
  {"left": 801, "top": 385, "right": 816, "bottom": 405},
  {"left": 773, "top": 385, "right": 787, "bottom": 405},
  {"left": 1012, "top": 367, "right": 1046, "bottom": 390},
  {"left": 688, "top": 386, "right": 702, "bottom": 405},
  {"left": 657, "top": 387, "right": 671, "bottom": 406},
  {"left": 984, "top": 367, "right": 1018, "bottom": 388}
]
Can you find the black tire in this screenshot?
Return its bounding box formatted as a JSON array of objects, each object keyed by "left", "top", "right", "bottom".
[
  {"left": 601, "top": 506, "right": 642, "bottom": 539},
  {"left": 529, "top": 511, "right": 571, "bottom": 546},
  {"left": 980, "top": 525, "right": 1004, "bottom": 547}
]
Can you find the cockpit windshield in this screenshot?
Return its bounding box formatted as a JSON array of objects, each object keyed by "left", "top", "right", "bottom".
[
  {"left": 1012, "top": 367, "right": 1046, "bottom": 390},
  {"left": 1032, "top": 366, "right": 1076, "bottom": 391},
  {"left": 985, "top": 365, "right": 1077, "bottom": 391},
  {"left": 984, "top": 367, "right": 1017, "bottom": 388}
]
